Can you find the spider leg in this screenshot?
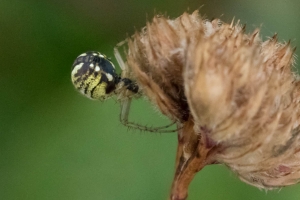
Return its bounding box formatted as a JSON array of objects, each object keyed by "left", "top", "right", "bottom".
[
  {"left": 119, "top": 98, "right": 179, "bottom": 133},
  {"left": 120, "top": 98, "right": 132, "bottom": 125},
  {"left": 126, "top": 120, "right": 177, "bottom": 130},
  {"left": 113, "top": 39, "right": 128, "bottom": 71},
  {"left": 114, "top": 40, "right": 180, "bottom": 133}
]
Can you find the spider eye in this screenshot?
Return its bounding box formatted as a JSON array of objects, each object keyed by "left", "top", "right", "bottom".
[{"left": 71, "top": 51, "right": 118, "bottom": 100}]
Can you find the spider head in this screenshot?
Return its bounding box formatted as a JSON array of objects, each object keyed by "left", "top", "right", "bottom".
[{"left": 71, "top": 51, "right": 120, "bottom": 101}]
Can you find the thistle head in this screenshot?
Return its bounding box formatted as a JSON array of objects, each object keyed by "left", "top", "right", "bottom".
[{"left": 126, "top": 10, "right": 300, "bottom": 192}]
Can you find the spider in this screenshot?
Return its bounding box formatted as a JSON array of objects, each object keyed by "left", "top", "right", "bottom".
[{"left": 71, "top": 40, "right": 177, "bottom": 133}]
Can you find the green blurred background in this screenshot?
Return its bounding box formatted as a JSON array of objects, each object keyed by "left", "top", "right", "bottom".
[{"left": 1, "top": 0, "right": 300, "bottom": 199}]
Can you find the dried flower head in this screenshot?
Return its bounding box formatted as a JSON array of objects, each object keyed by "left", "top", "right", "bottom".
[{"left": 126, "top": 10, "right": 300, "bottom": 199}]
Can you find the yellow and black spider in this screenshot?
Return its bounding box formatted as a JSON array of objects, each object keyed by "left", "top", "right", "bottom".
[{"left": 71, "top": 41, "right": 176, "bottom": 133}]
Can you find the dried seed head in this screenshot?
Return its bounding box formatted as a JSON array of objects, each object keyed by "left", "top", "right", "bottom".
[
  {"left": 127, "top": 10, "right": 300, "bottom": 190},
  {"left": 185, "top": 21, "right": 300, "bottom": 188},
  {"left": 127, "top": 11, "right": 205, "bottom": 122}
]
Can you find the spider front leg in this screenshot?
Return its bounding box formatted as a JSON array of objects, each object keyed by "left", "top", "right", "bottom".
[{"left": 113, "top": 39, "right": 128, "bottom": 72}]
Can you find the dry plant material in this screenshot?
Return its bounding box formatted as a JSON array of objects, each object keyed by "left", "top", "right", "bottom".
[{"left": 127, "top": 10, "right": 300, "bottom": 200}]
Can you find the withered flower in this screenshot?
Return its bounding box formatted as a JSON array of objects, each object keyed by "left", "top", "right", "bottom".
[{"left": 127, "top": 10, "right": 300, "bottom": 200}]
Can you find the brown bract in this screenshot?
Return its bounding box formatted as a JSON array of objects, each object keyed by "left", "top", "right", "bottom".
[{"left": 126, "top": 10, "right": 300, "bottom": 199}]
